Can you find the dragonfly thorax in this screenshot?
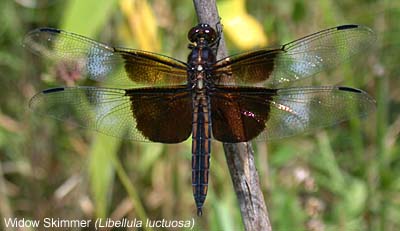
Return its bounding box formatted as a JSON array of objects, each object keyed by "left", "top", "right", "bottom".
[{"left": 187, "top": 41, "right": 216, "bottom": 90}]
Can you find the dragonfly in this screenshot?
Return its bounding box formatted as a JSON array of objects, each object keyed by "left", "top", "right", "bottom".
[{"left": 23, "top": 23, "right": 376, "bottom": 216}]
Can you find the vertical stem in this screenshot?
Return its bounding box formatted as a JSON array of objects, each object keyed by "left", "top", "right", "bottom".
[
  {"left": 0, "top": 162, "right": 13, "bottom": 229},
  {"left": 376, "top": 74, "right": 388, "bottom": 231},
  {"left": 192, "top": 1, "right": 271, "bottom": 230}
]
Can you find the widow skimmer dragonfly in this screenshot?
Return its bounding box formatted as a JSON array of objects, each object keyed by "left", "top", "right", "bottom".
[{"left": 24, "top": 23, "right": 376, "bottom": 216}]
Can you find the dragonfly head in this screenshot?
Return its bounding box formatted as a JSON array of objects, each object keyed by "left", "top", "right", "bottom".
[{"left": 188, "top": 23, "right": 217, "bottom": 44}]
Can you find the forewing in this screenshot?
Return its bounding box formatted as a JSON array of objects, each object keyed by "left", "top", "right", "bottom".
[
  {"left": 212, "top": 25, "right": 375, "bottom": 87},
  {"left": 23, "top": 28, "right": 188, "bottom": 87}
]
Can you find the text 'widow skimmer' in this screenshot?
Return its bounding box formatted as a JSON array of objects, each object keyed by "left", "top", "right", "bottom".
[{"left": 24, "top": 23, "right": 376, "bottom": 216}]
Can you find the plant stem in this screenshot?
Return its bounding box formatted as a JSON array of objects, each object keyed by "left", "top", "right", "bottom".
[{"left": 192, "top": 1, "right": 272, "bottom": 230}]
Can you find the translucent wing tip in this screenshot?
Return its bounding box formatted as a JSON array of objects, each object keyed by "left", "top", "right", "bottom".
[
  {"left": 338, "top": 24, "right": 377, "bottom": 44},
  {"left": 22, "top": 27, "right": 60, "bottom": 54},
  {"left": 337, "top": 86, "right": 377, "bottom": 113},
  {"left": 28, "top": 87, "right": 65, "bottom": 110}
]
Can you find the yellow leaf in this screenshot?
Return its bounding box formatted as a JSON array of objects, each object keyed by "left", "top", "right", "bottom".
[
  {"left": 219, "top": 0, "right": 268, "bottom": 50},
  {"left": 119, "top": 0, "right": 160, "bottom": 52}
]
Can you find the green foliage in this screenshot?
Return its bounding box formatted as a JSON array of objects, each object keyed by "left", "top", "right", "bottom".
[{"left": 61, "top": 0, "right": 118, "bottom": 36}]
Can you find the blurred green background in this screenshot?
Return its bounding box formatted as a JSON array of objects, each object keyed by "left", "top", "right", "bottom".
[{"left": 0, "top": 0, "right": 399, "bottom": 230}]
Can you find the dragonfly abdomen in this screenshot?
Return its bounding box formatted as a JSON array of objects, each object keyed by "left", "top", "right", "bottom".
[{"left": 191, "top": 91, "right": 212, "bottom": 216}]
